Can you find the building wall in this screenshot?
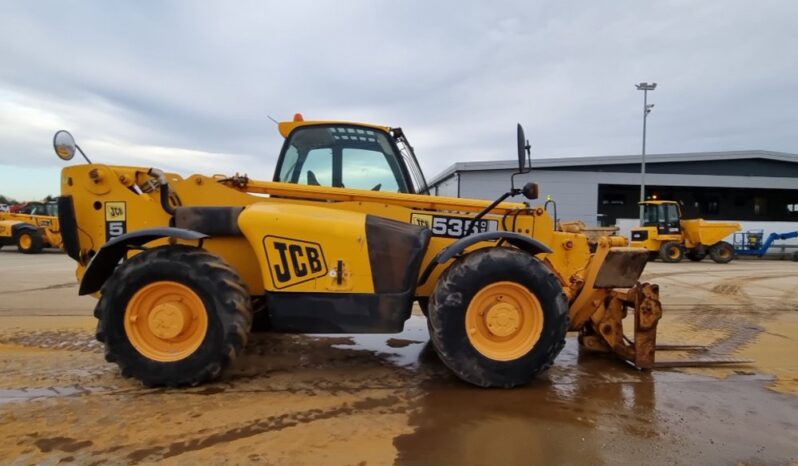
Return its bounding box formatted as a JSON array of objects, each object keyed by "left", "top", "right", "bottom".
[
  {"left": 453, "top": 168, "right": 798, "bottom": 244},
  {"left": 433, "top": 174, "right": 459, "bottom": 197},
  {"left": 458, "top": 170, "right": 600, "bottom": 224},
  {"left": 597, "top": 184, "right": 798, "bottom": 222}
]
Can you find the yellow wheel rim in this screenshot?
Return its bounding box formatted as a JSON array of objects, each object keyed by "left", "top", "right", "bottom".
[
  {"left": 718, "top": 247, "right": 731, "bottom": 259},
  {"left": 465, "top": 281, "right": 544, "bottom": 361},
  {"left": 19, "top": 233, "right": 32, "bottom": 250},
  {"left": 124, "top": 281, "right": 208, "bottom": 362},
  {"left": 668, "top": 247, "right": 680, "bottom": 259}
]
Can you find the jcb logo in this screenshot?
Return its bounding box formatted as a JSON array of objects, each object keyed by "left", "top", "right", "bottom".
[
  {"left": 263, "top": 236, "right": 327, "bottom": 289},
  {"left": 104, "top": 201, "right": 127, "bottom": 240}
]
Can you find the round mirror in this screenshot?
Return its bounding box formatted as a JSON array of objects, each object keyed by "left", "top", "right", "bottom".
[
  {"left": 516, "top": 123, "right": 526, "bottom": 172},
  {"left": 53, "top": 130, "right": 76, "bottom": 161}
]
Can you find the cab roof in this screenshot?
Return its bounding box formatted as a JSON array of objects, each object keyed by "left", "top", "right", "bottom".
[
  {"left": 278, "top": 114, "right": 392, "bottom": 138},
  {"left": 639, "top": 200, "right": 678, "bottom": 205}
]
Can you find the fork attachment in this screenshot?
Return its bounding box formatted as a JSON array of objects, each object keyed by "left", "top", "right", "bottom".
[{"left": 578, "top": 282, "right": 663, "bottom": 369}]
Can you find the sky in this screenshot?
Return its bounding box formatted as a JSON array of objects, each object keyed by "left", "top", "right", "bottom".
[{"left": 1, "top": 1, "right": 796, "bottom": 201}]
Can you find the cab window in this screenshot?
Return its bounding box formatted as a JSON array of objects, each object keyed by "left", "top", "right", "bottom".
[
  {"left": 643, "top": 203, "right": 679, "bottom": 226},
  {"left": 301, "top": 148, "right": 333, "bottom": 186},
  {"left": 665, "top": 203, "right": 680, "bottom": 223},
  {"left": 341, "top": 147, "right": 400, "bottom": 192},
  {"left": 643, "top": 204, "right": 660, "bottom": 226},
  {"left": 276, "top": 125, "right": 409, "bottom": 193}
]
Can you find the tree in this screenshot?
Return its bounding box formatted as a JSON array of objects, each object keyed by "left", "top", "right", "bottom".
[{"left": 0, "top": 194, "right": 18, "bottom": 205}]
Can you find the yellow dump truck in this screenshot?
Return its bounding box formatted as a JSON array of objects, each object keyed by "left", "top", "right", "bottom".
[
  {"left": 630, "top": 201, "right": 740, "bottom": 263},
  {"left": 0, "top": 202, "right": 62, "bottom": 253}
]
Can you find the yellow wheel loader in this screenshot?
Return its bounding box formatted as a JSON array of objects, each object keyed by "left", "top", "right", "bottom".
[
  {"left": 0, "top": 202, "right": 62, "bottom": 253},
  {"left": 630, "top": 201, "right": 741, "bottom": 264},
  {"left": 51, "top": 118, "right": 739, "bottom": 388}
]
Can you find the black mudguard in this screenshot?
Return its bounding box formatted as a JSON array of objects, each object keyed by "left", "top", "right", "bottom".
[
  {"left": 417, "top": 231, "right": 553, "bottom": 286},
  {"left": 11, "top": 222, "right": 39, "bottom": 235},
  {"left": 79, "top": 227, "right": 208, "bottom": 295}
]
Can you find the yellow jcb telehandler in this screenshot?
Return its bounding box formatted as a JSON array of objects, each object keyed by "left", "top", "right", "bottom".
[
  {"left": 630, "top": 200, "right": 741, "bottom": 263},
  {"left": 52, "top": 117, "right": 741, "bottom": 388},
  {"left": 0, "top": 202, "right": 62, "bottom": 253}
]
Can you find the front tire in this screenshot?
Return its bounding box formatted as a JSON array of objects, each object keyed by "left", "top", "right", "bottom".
[
  {"left": 659, "top": 241, "right": 685, "bottom": 263},
  {"left": 709, "top": 241, "right": 734, "bottom": 264},
  {"left": 428, "top": 247, "right": 569, "bottom": 388},
  {"left": 16, "top": 230, "right": 44, "bottom": 254},
  {"left": 95, "top": 245, "right": 253, "bottom": 387}
]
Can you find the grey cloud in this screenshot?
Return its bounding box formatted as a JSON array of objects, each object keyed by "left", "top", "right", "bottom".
[{"left": 0, "top": 0, "right": 796, "bottom": 199}]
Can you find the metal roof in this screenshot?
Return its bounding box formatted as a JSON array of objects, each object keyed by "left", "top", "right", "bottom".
[{"left": 427, "top": 150, "right": 798, "bottom": 186}]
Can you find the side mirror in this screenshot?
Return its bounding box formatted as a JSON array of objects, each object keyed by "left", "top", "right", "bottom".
[
  {"left": 516, "top": 123, "right": 531, "bottom": 173},
  {"left": 53, "top": 130, "right": 76, "bottom": 161},
  {"left": 522, "top": 182, "right": 539, "bottom": 200}
]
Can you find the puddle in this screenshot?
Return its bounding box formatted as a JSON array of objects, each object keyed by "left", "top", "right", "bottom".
[
  {"left": 308, "top": 315, "right": 429, "bottom": 369},
  {"left": 393, "top": 337, "right": 798, "bottom": 466}
]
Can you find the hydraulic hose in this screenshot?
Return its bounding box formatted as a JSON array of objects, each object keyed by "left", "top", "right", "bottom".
[
  {"left": 148, "top": 168, "right": 176, "bottom": 215},
  {"left": 544, "top": 197, "right": 558, "bottom": 229}
]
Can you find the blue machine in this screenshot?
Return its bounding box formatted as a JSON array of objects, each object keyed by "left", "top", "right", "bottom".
[{"left": 733, "top": 229, "right": 798, "bottom": 258}]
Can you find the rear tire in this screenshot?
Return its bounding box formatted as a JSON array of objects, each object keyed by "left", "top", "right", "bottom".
[
  {"left": 94, "top": 245, "right": 252, "bottom": 387},
  {"left": 428, "top": 247, "right": 569, "bottom": 388},
  {"left": 709, "top": 241, "right": 734, "bottom": 264},
  {"left": 16, "top": 229, "right": 44, "bottom": 254},
  {"left": 659, "top": 241, "right": 685, "bottom": 263},
  {"left": 791, "top": 251, "right": 798, "bottom": 262}
]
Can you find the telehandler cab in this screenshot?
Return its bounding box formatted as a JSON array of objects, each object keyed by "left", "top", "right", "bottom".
[{"left": 52, "top": 116, "right": 736, "bottom": 388}]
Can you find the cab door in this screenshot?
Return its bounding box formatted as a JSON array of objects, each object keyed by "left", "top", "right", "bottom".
[{"left": 659, "top": 203, "right": 681, "bottom": 235}]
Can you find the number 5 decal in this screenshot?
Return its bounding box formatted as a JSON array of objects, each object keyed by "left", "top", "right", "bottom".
[{"left": 104, "top": 201, "right": 127, "bottom": 240}]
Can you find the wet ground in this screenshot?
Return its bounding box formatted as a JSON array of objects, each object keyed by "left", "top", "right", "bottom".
[{"left": 0, "top": 250, "right": 796, "bottom": 465}]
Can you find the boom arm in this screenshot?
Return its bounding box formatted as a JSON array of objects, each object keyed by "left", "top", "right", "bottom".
[{"left": 735, "top": 230, "right": 798, "bottom": 256}]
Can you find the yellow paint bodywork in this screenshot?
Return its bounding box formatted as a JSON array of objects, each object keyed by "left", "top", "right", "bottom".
[
  {"left": 680, "top": 219, "right": 741, "bottom": 248},
  {"left": 629, "top": 226, "right": 680, "bottom": 252},
  {"left": 60, "top": 164, "right": 596, "bottom": 299},
  {"left": 239, "top": 203, "right": 374, "bottom": 292}
]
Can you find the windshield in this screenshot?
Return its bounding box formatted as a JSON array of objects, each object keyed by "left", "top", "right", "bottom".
[
  {"left": 642, "top": 204, "right": 661, "bottom": 226},
  {"left": 642, "top": 203, "right": 679, "bottom": 225},
  {"left": 276, "top": 125, "right": 410, "bottom": 193}
]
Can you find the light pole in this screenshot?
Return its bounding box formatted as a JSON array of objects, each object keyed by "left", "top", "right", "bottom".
[{"left": 636, "top": 82, "right": 656, "bottom": 221}]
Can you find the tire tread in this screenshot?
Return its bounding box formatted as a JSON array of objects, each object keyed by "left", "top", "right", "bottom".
[
  {"left": 428, "top": 247, "right": 569, "bottom": 388},
  {"left": 94, "top": 245, "right": 252, "bottom": 387}
]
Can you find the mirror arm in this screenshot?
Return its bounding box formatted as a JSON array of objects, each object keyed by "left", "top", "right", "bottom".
[
  {"left": 510, "top": 169, "right": 530, "bottom": 191},
  {"left": 75, "top": 145, "right": 92, "bottom": 164},
  {"left": 467, "top": 189, "right": 519, "bottom": 235}
]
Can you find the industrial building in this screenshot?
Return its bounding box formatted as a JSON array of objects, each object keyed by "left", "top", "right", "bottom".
[{"left": 428, "top": 150, "right": 798, "bottom": 244}]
